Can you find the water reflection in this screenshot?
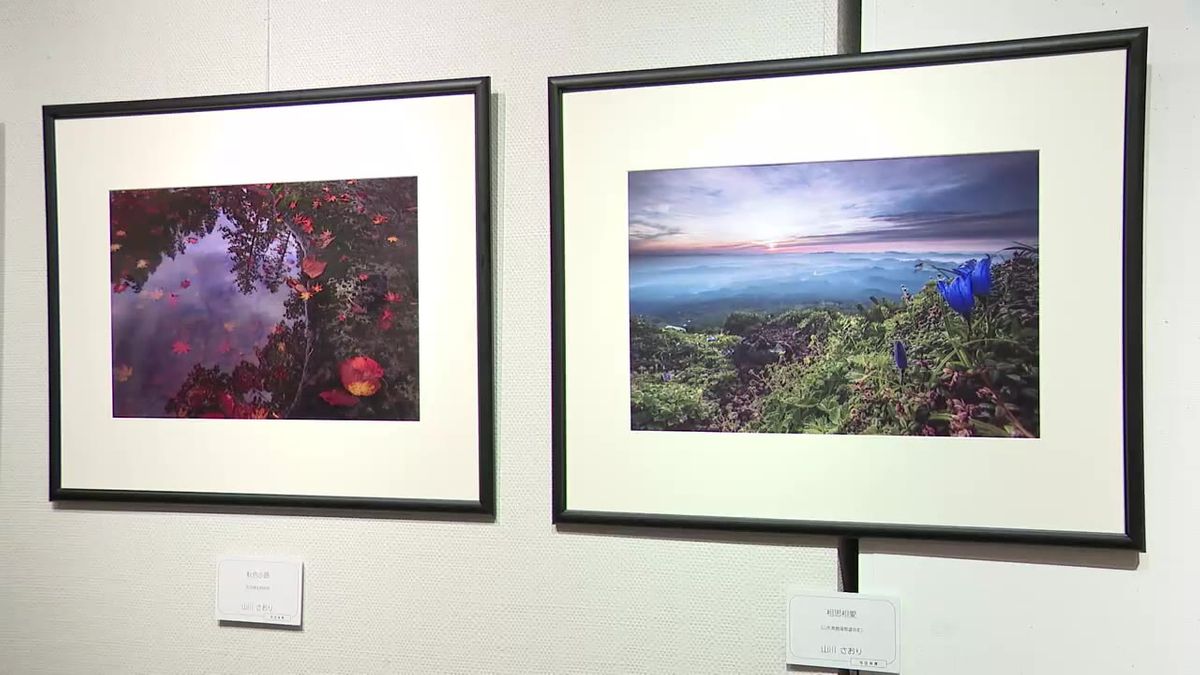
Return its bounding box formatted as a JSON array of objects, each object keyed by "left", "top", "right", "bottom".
[{"left": 111, "top": 220, "right": 299, "bottom": 417}]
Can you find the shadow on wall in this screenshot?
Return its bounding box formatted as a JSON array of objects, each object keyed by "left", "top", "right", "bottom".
[{"left": 861, "top": 537, "right": 1140, "bottom": 571}]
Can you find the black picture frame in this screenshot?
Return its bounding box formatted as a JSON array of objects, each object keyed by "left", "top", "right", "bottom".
[
  {"left": 46, "top": 77, "right": 494, "bottom": 515},
  {"left": 550, "top": 29, "right": 1146, "bottom": 548}
]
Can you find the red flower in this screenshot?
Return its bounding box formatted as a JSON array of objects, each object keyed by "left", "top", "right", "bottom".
[
  {"left": 339, "top": 356, "right": 384, "bottom": 397},
  {"left": 319, "top": 388, "right": 359, "bottom": 407},
  {"left": 180, "top": 279, "right": 191, "bottom": 289},
  {"left": 171, "top": 340, "right": 191, "bottom": 354},
  {"left": 371, "top": 213, "right": 389, "bottom": 225}
]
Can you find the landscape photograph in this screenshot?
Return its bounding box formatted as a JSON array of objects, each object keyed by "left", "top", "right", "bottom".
[
  {"left": 109, "top": 176, "right": 419, "bottom": 421},
  {"left": 628, "top": 151, "right": 1040, "bottom": 437}
]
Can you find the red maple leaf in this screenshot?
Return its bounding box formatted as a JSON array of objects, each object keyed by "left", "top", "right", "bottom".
[
  {"left": 385, "top": 291, "right": 402, "bottom": 303},
  {"left": 171, "top": 340, "right": 191, "bottom": 354},
  {"left": 312, "top": 199, "right": 322, "bottom": 209},
  {"left": 324, "top": 193, "right": 338, "bottom": 203},
  {"left": 357, "top": 273, "right": 369, "bottom": 282},
  {"left": 301, "top": 257, "right": 327, "bottom": 279},
  {"left": 319, "top": 388, "right": 359, "bottom": 407},
  {"left": 371, "top": 213, "right": 389, "bottom": 225},
  {"left": 180, "top": 279, "right": 191, "bottom": 289},
  {"left": 288, "top": 200, "right": 298, "bottom": 210}
]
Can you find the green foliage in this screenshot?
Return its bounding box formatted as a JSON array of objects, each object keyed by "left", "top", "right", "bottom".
[
  {"left": 723, "top": 311, "right": 765, "bottom": 336},
  {"left": 630, "top": 375, "right": 718, "bottom": 430},
  {"left": 629, "top": 252, "right": 1041, "bottom": 437}
]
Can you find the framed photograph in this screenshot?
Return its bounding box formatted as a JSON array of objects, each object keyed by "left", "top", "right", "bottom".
[
  {"left": 551, "top": 29, "right": 1146, "bottom": 547},
  {"left": 46, "top": 77, "right": 493, "bottom": 513}
]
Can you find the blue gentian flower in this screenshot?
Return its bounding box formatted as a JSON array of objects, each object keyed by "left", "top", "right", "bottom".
[
  {"left": 937, "top": 274, "right": 974, "bottom": 317},
  {"left": 970, "top": 255, "right": 992, "bottom": 297},
  {"left": 951, "top": 256, "right": 992, "bottom": 298},
  {"left": 892, "top": 340, "right": 908, "bottom": 373}
]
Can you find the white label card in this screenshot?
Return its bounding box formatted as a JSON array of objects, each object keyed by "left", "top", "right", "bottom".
[
  {"left": 786, "top": 589, "right": 899, "bottom": 673},
  {"left": 216, "top": 557, "right": 303, "bottom": 627}
]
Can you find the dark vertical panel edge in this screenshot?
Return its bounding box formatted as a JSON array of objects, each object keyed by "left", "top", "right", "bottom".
[
  {"left": 44, "top": 109, "right": 62, "bottom": 500},
  {"left": 474, "top": 77, "right": 497, "bottom": 517},
  {"left": 1122, "top": 28, "right": 1148, "bottom": 552},
  {"left": 549, "top": 78, "right": 568, "bottom": 522},
  {"left": 837, "top": 0, "right": 863, "bottom": 55}
]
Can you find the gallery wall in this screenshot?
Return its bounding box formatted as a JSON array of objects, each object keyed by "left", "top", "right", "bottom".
[
  {"left": 861, "top": 1, "right": 1198, "bottom": 672},
  {"left": 0, "top": 1, "right": 841, "bottom": 673}
]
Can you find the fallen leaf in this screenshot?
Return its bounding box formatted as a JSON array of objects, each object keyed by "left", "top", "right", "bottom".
[
  {"left": 385, "top": 292, "right": 402, "bottom": 303},
  {"left": 371, "top": 214, "right": 389, "bottom": 225},
  {"left": 223, "top": 321, "right": 236, "bottom": 332},
  {"left": 187, "top": 236, "right": 199, "bottom": 244},
  {"left": 180, "top": 279, "right": 191, "bottom": 289},
  {"left": 171, "top": 340, "right": 191, "bottom": 354},
  {"left": 136, "top": 259, "right": 149, "bottom": 269},
  {"left": 110, "top": 243, "right": 123, "bottom": 253},
  {"left": 301, "top": 257, "right": 327, "bottom": 279},
  {"left": 113, "top": 282, "right": 128, "bottom": 293},
  {"left": 339, "top": 356, "right": 384, "bottom": 397},
  {"left": 386, "top": 236, "right": 399, "bottom": 243},
  {"left": 147, "top": 288, "right": 165, "bottom": 301},
  {"left": 114, "top": 364, "right": 134, "bottom": 383},
  {"left": 319, "top": 388, "right": 359, "bottom": 407},
  {"left": 114, "top": 229, "right": 127, "bottom": 238}
]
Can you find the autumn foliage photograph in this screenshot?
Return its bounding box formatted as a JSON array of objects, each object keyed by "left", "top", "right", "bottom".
[{"left": 109, "top": 177, "right": 419, "bottom": 421}]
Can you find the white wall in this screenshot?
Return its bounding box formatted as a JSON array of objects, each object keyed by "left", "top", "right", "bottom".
[
  {"left": 0, "top": 1, "right": 841, "bottom": 673},
  {"left": 861, "top": 1, "right": 1199, "bottom": 673}
]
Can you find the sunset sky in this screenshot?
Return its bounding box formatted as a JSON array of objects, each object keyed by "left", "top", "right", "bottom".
[{"left": 628, "top": 151, "right": 1038, "bottom": 256}]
